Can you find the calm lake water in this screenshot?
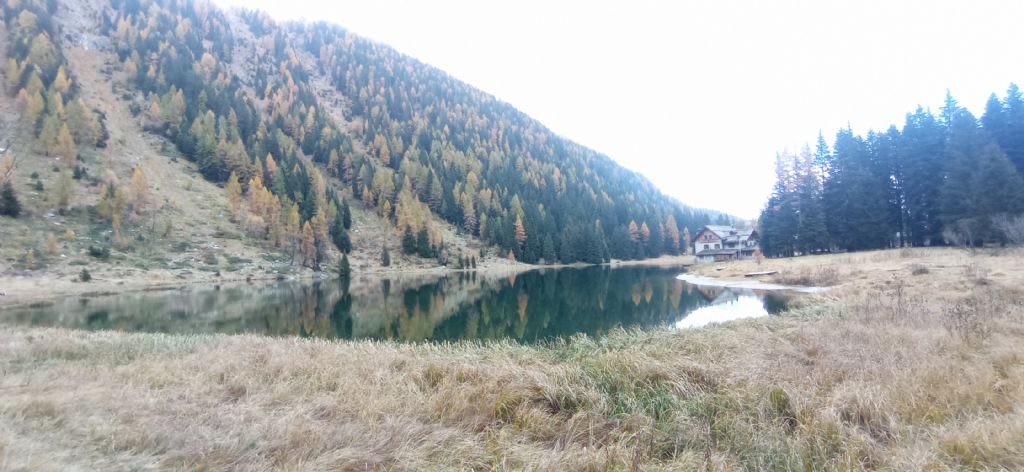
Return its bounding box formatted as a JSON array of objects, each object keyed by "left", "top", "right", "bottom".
[{"left": 0, "top": 266, "right": 792, "bottom": 343}]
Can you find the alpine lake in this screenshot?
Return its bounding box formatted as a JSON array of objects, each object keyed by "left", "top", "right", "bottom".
[{"left": 1, "top": 265, "right": 795, "bottom": 343}]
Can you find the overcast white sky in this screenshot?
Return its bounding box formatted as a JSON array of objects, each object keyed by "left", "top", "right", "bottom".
[{"left": 214, "top": 0, "right": 1024, "bottom": 218}]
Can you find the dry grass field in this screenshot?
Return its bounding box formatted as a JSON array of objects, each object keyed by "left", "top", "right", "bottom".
[{"left": 1, "top": 247, "right": 1023, "bottom": 471}]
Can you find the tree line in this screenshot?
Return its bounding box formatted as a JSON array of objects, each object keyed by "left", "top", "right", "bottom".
[{"left": 760, "top": 87, "right": 1024, "bottom": 257}]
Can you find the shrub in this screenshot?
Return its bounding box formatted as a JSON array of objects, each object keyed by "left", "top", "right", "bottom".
[
  {"left": 79, "top": 268, "right": 92, "bottom": 282},
  {"left": 943, "top": 297, "right": 992, "bottom": 344},
  {"left": 993, "top": 214, "right": 1024, "bottom": 245},
  {"left": 88, "top": 245, "right": 111, "bottom": 260}
]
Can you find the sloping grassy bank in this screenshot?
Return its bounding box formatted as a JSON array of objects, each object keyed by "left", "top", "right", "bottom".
[{"left": 1, "top": 249, "right": 1023, "bottom": 471}]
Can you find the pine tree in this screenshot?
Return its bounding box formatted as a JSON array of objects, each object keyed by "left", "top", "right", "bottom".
[
  {"left": 381, "top": 246, "right": 391, "bottom": 266},
  {"left": 795, "top": 147, "right": 829, "bottom": 253},
  {"left": 416, "top": 227, "right": 431, "bottom": 257},
  {"left": 942, "top": 143, "right": 1024, "bottom": 244},
  {"left": 401, "top": 225, "right": 416, "bottom": 254},
  {"left": 760, "top": 152, "right": 798, "bottom": 256},
  {"left": 1001, "top": 83, "right": 1024, "bottom": 174},
  {"left": 0, "top": 181, "right": 21, "bottom": 217},
  {"left": 541, "top": 234, "right": 556, "bottom": 264},
  {"left": 341, "top": 199, "right": 352, "bottom": 229},
  {"left": 330, "top": 218, "right": 351, "bottom": 253},
  {"left": 899, "top": 107, "right": 945, "bottom": 245}
]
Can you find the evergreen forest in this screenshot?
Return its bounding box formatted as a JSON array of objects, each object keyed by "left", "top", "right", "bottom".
[{"left": 759, "top": 88, "right": 1024, "bottom": 256}]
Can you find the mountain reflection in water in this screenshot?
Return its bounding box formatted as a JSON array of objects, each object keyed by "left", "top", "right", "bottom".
[{"left": 1, "top": 266, "right": 792, "bottom": 343}]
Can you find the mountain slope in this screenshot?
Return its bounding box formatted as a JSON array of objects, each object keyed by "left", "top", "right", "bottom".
[{"left": 0, "top": 0, "right": 719, "bottom": 281}]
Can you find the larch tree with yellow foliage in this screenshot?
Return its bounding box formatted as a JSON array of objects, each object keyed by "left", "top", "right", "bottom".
[{"left": 54, "top": 124, "right": 76, "bottom": 166}]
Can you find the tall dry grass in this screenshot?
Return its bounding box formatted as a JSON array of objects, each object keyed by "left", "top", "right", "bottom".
[{"left": 1, "top": 248, "right": 1023, "bottom": 471}]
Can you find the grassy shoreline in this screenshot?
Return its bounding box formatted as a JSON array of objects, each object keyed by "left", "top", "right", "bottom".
[{"left": 1, "top": 248, "right": 1023, "bottom": 470}]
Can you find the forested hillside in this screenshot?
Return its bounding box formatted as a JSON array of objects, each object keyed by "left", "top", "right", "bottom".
[
  {"left": 288, "top": 19, "right": 714, "bottom": 263},
  {"left": 759, "top": 88, "right": 1024, "bottom": 256},
  {"left": 0, "top": 0, "right": 716, "bottom": 276}
]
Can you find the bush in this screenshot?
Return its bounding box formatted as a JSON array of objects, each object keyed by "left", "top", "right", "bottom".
[
  {"left": 993, "top": 214, "right": 1024, "bottom": 245},
  {"left": 79, "top": 268, "right": 92, "bottom": 282},
  {"left": 88, "top": 245, "right": 111, "bottom": 260}
]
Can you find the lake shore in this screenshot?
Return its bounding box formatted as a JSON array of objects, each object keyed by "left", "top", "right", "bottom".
[
  {"left": 0, "top": 254, "right": 694, "bottom": 309},
  {"left": 2, "top": 247, "right": 1022, "bottom": 470}
]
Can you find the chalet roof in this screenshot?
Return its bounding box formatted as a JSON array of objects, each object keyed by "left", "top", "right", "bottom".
[
  {"left": 703, "top": 225, "right": 736, "bottom": 238},
  {"left": 698, "top": 225, "right": 758, "bottom": 242}
]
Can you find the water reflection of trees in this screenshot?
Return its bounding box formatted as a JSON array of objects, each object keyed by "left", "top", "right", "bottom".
[{"left": 4, "top": 267, "right": 790, "bottom": 343}]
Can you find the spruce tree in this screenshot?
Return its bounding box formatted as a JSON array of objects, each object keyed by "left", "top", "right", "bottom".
[
  {"left": 795, "top": 150, "right": 829, "bottom": 253},
  {"left": 0, "top": 181, "right": 20, "bottom": 217},
  {"left": 1001, "top": 83, "right": 1024, "bottom": 174},
  {"left": 381, "top": 246, "right": 390, "bottom": 266},
  {"left": 341, "top": 199, "right": 352, "bottom": 229},
  {"left": 330, "top": 219, "right": 351, "bottom": 253},
  {"left": 401, "top": 225, "right": 416, "bottom": 254},
  {"left": 416, "top": 227, "right": 431, "bottom": 257},
  {"left": 973, "top": 144, "right": 1024, "bottom": 242},
  {"left": 541, "top": 234, "right": 556, "bottom": 264},
  {"left": 898, "top": 108, "right": 945, "bottom": 246}
]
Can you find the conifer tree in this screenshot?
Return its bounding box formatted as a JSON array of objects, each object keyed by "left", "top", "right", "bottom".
[
  {"left": 401, "top": 225, "right": 416, "bottom": 254},
  {"left": 542, "top": 234, "right": 556, "bottom": 264},
  {"left": 340, "top": 198, "right": 352, "bottom": 229},
  {"left": 0, "top": 181, "right": 20, "bottom": 217},
  {"left": 416, "top": 227, "right": 431, "bottom": 258}
]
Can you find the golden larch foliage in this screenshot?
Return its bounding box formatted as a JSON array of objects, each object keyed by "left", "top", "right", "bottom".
[
  {"left": 54, "top": 123, "right": 76, "bottom": 166},
  {"left": 514, "top": 214, "right": 527, "bottom": 246}
]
